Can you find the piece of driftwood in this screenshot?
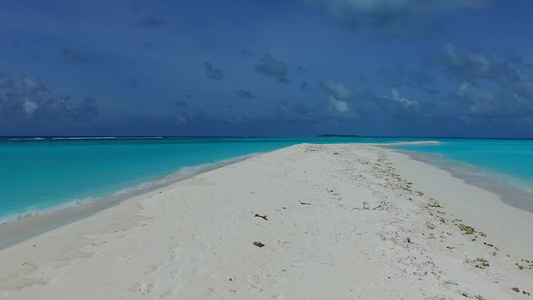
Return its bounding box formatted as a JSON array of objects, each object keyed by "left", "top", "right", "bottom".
[
  {"left": 253, "top": 241, "right": 265, "bottom": 248},
  {"left": 254, "top": 214, "right": 268, "bottom": 220},
  {"left": 373, "top": 202, "right": 385, "bottom": 210}
]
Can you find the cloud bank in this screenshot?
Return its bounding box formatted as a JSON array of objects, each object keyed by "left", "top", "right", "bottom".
[
  {"left": 137, "top": 16, "right": 166, "bottom": 28},
  {"left": 255, "top": 55, "right": 290, "bottom": 84},
  {"left": 0, "top": 75, "right": 99, "bottom": 123},
  {"left": 299, "top": 0, "right": 493, "bottom": 38},
  {"left": 237, "top": 89, "right": 256, "bottom": 99},
  {"left": 320, "top": 79, "right": 357, "bottom": 101},
  {"left": 204, "top": 63, "right": 224, "bottom": 80}
]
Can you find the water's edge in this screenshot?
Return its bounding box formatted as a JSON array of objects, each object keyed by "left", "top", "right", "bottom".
[
  {"left": 0, "top": 153, "right": 256, "bottom": 250},
  {"left": 2, "top": 140, "right": 532, "bottom": 250},
  {"left": 390, "top": 148, "right": 533, "bottom": 214}
]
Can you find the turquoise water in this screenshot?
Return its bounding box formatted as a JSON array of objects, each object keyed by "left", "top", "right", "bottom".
[
  {"left": 393, "top": 139, "right": 533, "bottom": 190},
  {"left": 0, "top": 136, "right": 408, "bottom": 224},
  {"left": 1, "top": 137, "right": 532, "bottom": 224},
  {"left": 392, "top": 139, "right": 533, "bottom": 211}
]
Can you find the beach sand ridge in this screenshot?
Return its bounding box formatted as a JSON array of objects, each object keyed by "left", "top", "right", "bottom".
[{"left": 0, "top": 144, "right": 531, "bottom": 299}]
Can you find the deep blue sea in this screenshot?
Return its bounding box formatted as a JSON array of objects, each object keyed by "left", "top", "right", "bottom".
[{"left": 0, "top": 137, "right": 532, "bottom": 225}]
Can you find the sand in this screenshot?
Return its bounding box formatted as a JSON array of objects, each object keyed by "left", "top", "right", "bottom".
[{"left": 0, "top": 144, "right": 532, "bottom": 299}]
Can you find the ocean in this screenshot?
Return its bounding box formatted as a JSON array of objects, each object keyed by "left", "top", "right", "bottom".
[
  {"left": 0, "top": 137, "right": 532, "bottom": 226},
  {"left": 391, "top": 139, "right": 533, "bottom": 212}
]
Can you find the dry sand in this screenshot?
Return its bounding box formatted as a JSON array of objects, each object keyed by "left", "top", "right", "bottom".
[{"left": 0, "top": 144, "right": 532, "bottom": 299}]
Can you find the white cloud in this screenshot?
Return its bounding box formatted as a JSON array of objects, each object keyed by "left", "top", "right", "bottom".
[
  {"left": 437, "top": 44, "right": 533, "bottom": 118},
  {"left": 320, "top": 79, "right": 355, "bottom": 113},
  {"left": 467, "top": 53, "right": 491, "bottom": 73},
  {"left": 328, "top": 95, "right": 349, "bottom": 112},
  {"left": 500, "top": 69, "right": 533, "bottom": 101},
  {"left": 304, "top": 0, "right": 492, "bottom": 14},
  {"left": 443, "top": 43, "right": 460, "bottom": 66},
  {"left": 456, "top": 82, "right": 496, "bottom": 115},
  {"left": 457, "top": 82, "right": 493, "bottom": 100},
  {"left": 22, "top": 75, "right": 45, "bottom": 91},
  {"left": 300, "top": 0, "right": 492, "bottom": 39},
  {"left": 320, "top": 79, "right": 357, "bottom": 101},
  {"left": 23, "top": 100, "right": 38, "bottom": 117},
  {"left": 441, "top": 43, "right": 502, "bottom": 80},
  {"left": 390, "top": 89, "right": 417, "bottom": 108},
  {"left": 0, "top": 74, "right": 99, "bottom": 123}
]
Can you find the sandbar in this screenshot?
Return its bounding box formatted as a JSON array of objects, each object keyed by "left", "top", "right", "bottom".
[{"left": 0, "top": 144, "right": 531, "bottom": 299}]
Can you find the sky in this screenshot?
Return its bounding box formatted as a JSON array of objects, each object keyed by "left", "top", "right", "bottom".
[{"left": 1, "top": 0, "right": 532, "bottom": 137}]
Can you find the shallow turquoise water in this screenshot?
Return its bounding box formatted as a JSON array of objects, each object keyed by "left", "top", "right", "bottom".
[
  {"left": 1, "top": 137, "right": 531, "bottom": 223},
  {"left": 393, "top": 139, "right": 533, "bottom": 191},
  {"left": 0, "top": 136, "right": 398, "bottom": 223},
  {"left": 392, "top": 139, "right": 533, "bottom": 212}
]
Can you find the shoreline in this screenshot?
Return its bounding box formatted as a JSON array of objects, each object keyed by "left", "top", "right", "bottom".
[
  {"left": 1, "top": 143, "right": 532, "bottom": 299},
  {"left": 386, "top": 148, "right": 533, "bottom": 259},
  {"left": 0, "top": 153, "right": 258, "bottom": 250},
  {"left": 389, "top": 148, "right": 533, "bottom": 214},
  {"left": 0, "top": 141, "right": 441, "bottom": 245}
]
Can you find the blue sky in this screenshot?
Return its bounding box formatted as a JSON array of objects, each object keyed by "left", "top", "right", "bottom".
[{"left": 1, "top": 0, "right": 532, "bottom": 137}]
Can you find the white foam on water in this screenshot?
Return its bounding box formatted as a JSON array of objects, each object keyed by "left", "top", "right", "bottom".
[
  {"left": 0, "top": 197, "right": 97, "bottom": 225},
  {"left": 0, "top": 152, "right": 259, "bottom": 225}
]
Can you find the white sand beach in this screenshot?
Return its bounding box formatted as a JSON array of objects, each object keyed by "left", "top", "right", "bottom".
[{"left": 0, "top": 144, "right": 532, "bottom": 299}]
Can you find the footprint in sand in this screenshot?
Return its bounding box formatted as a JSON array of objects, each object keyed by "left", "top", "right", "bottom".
[
  {"left": 170, "top": 268, "right": 182, "bottom": 279},
  {"left": 129, "top": 282, "right": 158, "bottom": 295},
  {"left": 170, "top": 244, "right": 182, "bottom": 262},
  {"left": 118, "top": 254, "right": 133, "bottom": 261},
  {"left": 202, "top": 242, "right": 212, "bottom": 251},
  {"left": 145, "top": 261, "right": 169, "bottom": 277},
  {"left": 170, "top": 253, "right": 181, "bottom": 262},
  {"left": 189, "top": 256, "right": 205, "bottom": 263},
  {"left": 47, "top": 276, "right": 59, "bottom": 284},
  {"left": 159, "top": 289, "right": 180, "bottom": 300}
]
